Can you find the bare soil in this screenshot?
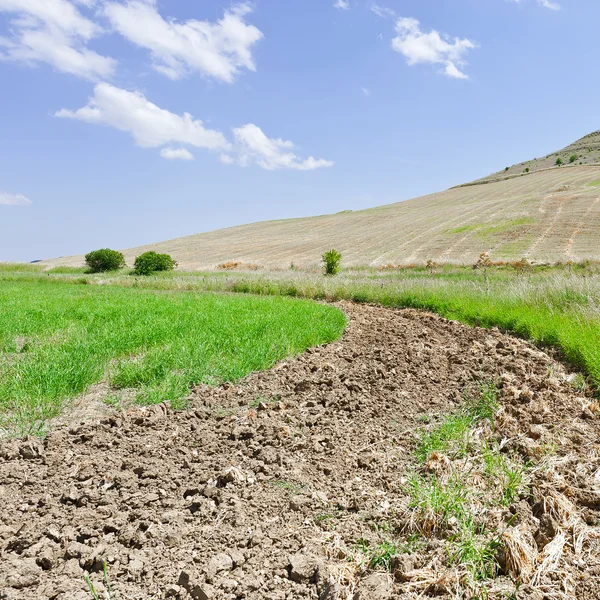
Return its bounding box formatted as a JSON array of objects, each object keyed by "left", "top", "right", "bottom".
[{"left": 1, "top": 303, "right": 599, "bottom": 600}]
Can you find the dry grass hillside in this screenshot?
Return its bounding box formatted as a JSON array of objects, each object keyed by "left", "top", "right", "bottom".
[
  {"left": 473, "top": 130, "right": 600, "bottom": 184},
  {"left": 44, "top": 135, "right": 600, "bottom": 270}
]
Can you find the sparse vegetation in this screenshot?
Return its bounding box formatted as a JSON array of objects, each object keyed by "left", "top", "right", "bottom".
[
  {"left": 322, "top": 249, "right": 342, "bottom": 276},
  {"left": 84, "top": 563, "right": 113, "bottom": 600},
  {"left": 403, "top": 383, "right": 529, "bottom": 593},
  {"left": 85, "top": 248, "right": 125, "bottom": 273},
  {"left": 570, "top": 154, "right": 578, "bottom": 163},
  {"left": 133, "top": 251, "right": 177, "bottom": 276},
  {"left": 555, "top": 157, "right": 563, "bottom": 166}
]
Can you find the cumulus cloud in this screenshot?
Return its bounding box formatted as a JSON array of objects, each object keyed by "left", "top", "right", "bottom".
[
  {"left": 0, "top": 0, "right": 116, "bottom": 80},
  {"left": 391, "top": 17, "right": 476, "bottom": 80},
  {"left": 334, "top": 0, "right": 350, "bottom": 10},
  {"left": 103, "top": 1, "right": 263, "bottom": 82},
  {"left": 0, "top": 192, "right": 32, "bottom": 206},
  {"left": 56, "top": 84, "right": 332, "bottom": 170},
  {"left": 56, "top": 83, "right": 230, "bottom": 154},
  {"left": 160, "top": 147, "right": 194, "bottom": 161},
  {"left": 222, "top": 124, "right": 334, "bottom": 171}
]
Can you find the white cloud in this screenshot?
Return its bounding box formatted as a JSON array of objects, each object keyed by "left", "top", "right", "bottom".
[
  {"left": 0, "top": 192, "right": 32, "bottom": 206},
  {"left": 103, "top": 0, "right": 263, "bottom": 82},
  {"left": 510, "top": 0, "right": 560, "bottom": 10},
  {"left": 371, "top": 3, "right": 396, "bottom": 19},
  {"left": 222, "top": 124, "right": 334, "bottom": 171},
  {"left": 0, "top": 0, "right": 116, "bottom": 80},
  {"left": 55, "top": 85, "right": 332, "bottom": 171},
  {"left": 56, "top": 83, "right": 230, "bottom": 154},
  {"left": 160, "top": 147, "right": 194, "bottom": 161},
  {"left": 537, "top": 0, "right": 560, "bottom": 9},
  {"left": 391, "top": 17, "right": 476, "bottom": 80},
  {"left": 361, "top": 87, "right": 371, "bottom": 96},
  {"left": 334, "top": 0, "right": 350, "bottom": 10}
]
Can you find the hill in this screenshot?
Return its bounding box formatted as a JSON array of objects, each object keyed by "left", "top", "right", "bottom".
[{"left": 44, "top": 135, "right": 600, "bottom": 270}]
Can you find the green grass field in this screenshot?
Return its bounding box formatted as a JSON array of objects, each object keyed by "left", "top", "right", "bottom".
[
  {"left": 0, "top": 277, "right": 346, "bottom": 435},
  {"left": 2, "top": 260, "right": 599, "bottom": 435}
]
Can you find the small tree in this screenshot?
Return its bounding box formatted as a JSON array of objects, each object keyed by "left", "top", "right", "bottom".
[
  {"left": 569, "top": 154, "right": 578, "bottom": 163},
  {"left": 555, "top": 157, "right": 563, "bottom": 166},
  {"left": 133, "top": 251, "right": 177, "bottom": 276},
  {"left": 85, "top": 248, "right": 125, "bottom": 273},
  {"left": 322, "top": 249, "right": 342, "bottom": 276}
]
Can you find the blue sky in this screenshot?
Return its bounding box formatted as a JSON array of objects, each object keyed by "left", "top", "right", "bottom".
[{"left": 1, "top": 0, "right": 598, "bottom": 262}]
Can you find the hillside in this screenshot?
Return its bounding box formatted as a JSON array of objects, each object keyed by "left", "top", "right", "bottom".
[
  {"left": 472, "top": 130, "right": 600, "bottom": 185},
  {"left": 44, "top": 136, "right": 600, "bottom": 270}
]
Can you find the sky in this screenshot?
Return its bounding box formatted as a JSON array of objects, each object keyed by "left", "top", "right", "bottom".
[{"left": 1, "top": 0, "right": 599, "bottom": 262}]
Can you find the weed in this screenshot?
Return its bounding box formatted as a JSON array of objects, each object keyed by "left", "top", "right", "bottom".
[
  {"left": 368, "top": 541, "right": 398, "bottom": 571},
  {"left": 405, "top": 473, "right": 469, "bottom": 533},
  {"left": 447, "top": 521, "right": 501, "bottom": 581},
  {"left": 570, "top": 372, "right": 587, "bottom": 393},
  {"left": 323, "top": 249, "right": 342, "bottom": 276},
  {"left": 269, "top": 480, "right": 305, "bottom": 495},
  {"left": 415, "top": 383, "right": 499, "bottom": 463},
  {"left": 84, "top": 562, "right": 113, "bottom": 599}
]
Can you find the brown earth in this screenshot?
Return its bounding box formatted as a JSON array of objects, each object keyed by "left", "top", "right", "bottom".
[{"left": 1, "top": 303, "right": 599, "bottom": 600}]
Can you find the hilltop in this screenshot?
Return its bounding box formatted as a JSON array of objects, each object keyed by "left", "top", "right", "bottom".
[
  {"left": 43, "top": 133, "right": 600, "bottom": 270},
  {"left": 472, "top": 130, "right": 600, "bottom": 185}
]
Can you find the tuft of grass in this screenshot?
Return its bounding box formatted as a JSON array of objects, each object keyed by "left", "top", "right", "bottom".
[
  {"left": 84, "top": 562, "right": 113, "bottom": 600},
  {"left": 406, "top": 473, "right": 469, "bottom": 533},
  {"left": 269, "top": 480, "right": 306, "bottom": 495},
  {"left": 447, "top": 521, "right": 501, "bottom": 581},
  {"left": 415, "top": 383, "right": 499, "bottom": 463},
  {"left": 368, "top": 541, "right": 399, "bottom": 571}
]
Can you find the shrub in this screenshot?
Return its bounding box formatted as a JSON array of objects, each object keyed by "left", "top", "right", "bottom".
[
  {"left": 569, "top": 154, "right": 578, "bottom": 163},
  {"left": 555, "top": 157, "right": 563, "bottom": 166},
  {"left": 322, "top": 249, "right": 342, "bottom": 276},
  {"left": 524, "top": 167, "right": 530, "bottom": 173},
  {"left": 504, "top": 167, "right": 509, "bottom": 172},
  {"left": 133, "top": 251, "right": 177, "bottom": 276},
  {"left": 85, "top": 248, "right": 126, "bottom": 273}
]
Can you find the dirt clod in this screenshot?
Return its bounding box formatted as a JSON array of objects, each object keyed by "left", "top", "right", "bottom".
[{"left": 1, "top": 303, "right": 599, "bottom": 599}]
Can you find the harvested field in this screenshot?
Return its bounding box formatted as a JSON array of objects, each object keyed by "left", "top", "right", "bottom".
[
  {"left": 41, "top": 164, "right": 600, "bottom": 270},
  {"left": 1, "top": 303, "right": 599, "bottom": 599}
]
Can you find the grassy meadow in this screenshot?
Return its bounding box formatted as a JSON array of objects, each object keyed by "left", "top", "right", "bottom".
[
  {"left": 1, "top": 259, "right": 598, "bottom": 434},
  {"left": 0, "top": 275, "right": 346, "bottom": 435}
]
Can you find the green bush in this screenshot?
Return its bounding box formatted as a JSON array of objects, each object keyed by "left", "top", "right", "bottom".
[
  {"left": 569, "top": 154, "right": 578, "bottom": 163},
  {"left": 322, "top": 249, "right": 342, "bottom": 276},
  {"left": 85, "top": 248, "right": 126, "bottom": 273},
  {"left": 555, "top": 157, "right": 563, "bottom": 166},
  {"left": 133, "top": 251, "right": 177, "bottom": 276}
]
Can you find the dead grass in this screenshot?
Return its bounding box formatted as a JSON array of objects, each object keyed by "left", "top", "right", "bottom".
[{"left": 42, "top": 165, "right": 600, "bottom": 270}]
